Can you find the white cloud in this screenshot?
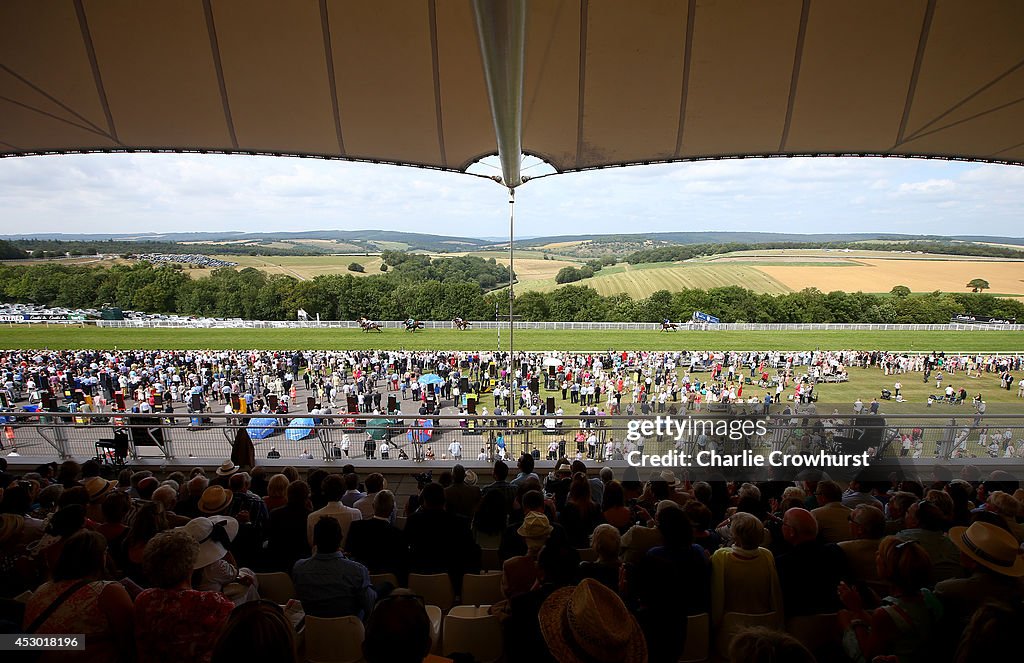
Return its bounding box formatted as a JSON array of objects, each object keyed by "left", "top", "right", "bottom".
[{"left": 0, "top": 154, "right": 1022, "bottom": 238}]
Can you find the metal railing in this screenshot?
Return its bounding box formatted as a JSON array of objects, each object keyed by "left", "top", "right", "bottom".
[
  {"left": 82, "top": 319, "right": 1024, "bottom": 331},
  {"left": 3, "top": 410, "right": 1023, "bottom": 469}
]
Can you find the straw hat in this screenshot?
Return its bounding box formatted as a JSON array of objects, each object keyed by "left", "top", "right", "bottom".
[
  {"left": 0, "top": 514, "right": 25, "bottom": 544},
  {"left": 179, "top": 516, "right": 239, "bottom": 569},
  {"left": 216, "top": 460, "right": 240, "bottom": 477},
  {"left": 539, "top": 578, "right": 647, "bottom": 663},
  {"left": 949, "top": 521, "right": 1024, "bottom": 577},
  {"left": 517, "top": 512, "right": 553, "bottom": 540},
  {"left": 658, "top": 470, "right": 678, "bottom": 486},
  {"left": 198, "top": 485, "right": 234, "bottom": 515},
  {"left": 84, "top": 477, "right": 118, "bottom": 503},
  {"left": 464, "top": 470, "right": 478, "bottom": 487}
]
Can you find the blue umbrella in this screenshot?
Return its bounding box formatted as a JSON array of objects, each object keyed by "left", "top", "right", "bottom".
[
  {"left": 418, "top": 374, "right": 444, "bottom": 386},
  {"left": 246, "top": 417, "right": 277, "bottom": 440},
  {"left": 286, "top": 417, "right": 317, "bottom": 441}
]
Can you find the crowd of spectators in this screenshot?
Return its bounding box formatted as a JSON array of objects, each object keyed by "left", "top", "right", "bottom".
[{"left": 1, "top": 452, "right": 1022, "bottom": 662}]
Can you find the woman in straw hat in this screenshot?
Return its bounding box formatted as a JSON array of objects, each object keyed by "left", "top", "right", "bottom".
[
  {"left": 502, "top": 511, "right": 553, "bottom": 599},
  {"left": 538, "top": 577, "right": 647, "bottom": 663}
]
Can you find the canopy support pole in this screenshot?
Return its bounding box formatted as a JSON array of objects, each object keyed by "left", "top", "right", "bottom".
[
  {"left": 508, "top": 187, "right": 515, "bottom": 382},
  {"left": 472, "top": 0, "right": 526, "bottom": 189}
]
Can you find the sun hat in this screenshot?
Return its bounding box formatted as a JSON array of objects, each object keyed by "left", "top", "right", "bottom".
[
  {"left": 555, "top": 459, "right": 573, "bottom": 475},
  {"left": 216, "top": 460, "right": 240, "bottom": 477},
  {"left": 83, "top": 477, "right": 118, "bottom": 503},
  {"left": 179, "top": 516, "right": 239, "bottom": 569},
  {"left": 198, "top": 485, "right": 234, "bottom": 514},
  {"left": 948, "top": 521, "right": 1024, "bottom": 577},
  {"left": 517, "top": 512, "right": 554, "bottom": 540},
  {"left": 0, "top": 514, "right": 25, "bottom": 544},
  {"left": 464, "top": 470, "right": 478, "bottom": 486},
  {"left": 658, "top": 470, "right": 678, "bottom": 486},
  {"left": 539, "top": 578, "right": 647, "bottom": 663}
]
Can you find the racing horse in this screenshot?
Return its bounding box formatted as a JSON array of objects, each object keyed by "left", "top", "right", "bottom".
[
  {"left": 452, "top": 317, "right": 472, "bottom": 331},
  {"left": 404, "top": 319, "right": 425, "bottom": 332},
  {"left": 660, "top": 320, "right": 679, "bottom": 332},
  {"left": 358, "top": 317, "right": 382, "bottom": 332}
]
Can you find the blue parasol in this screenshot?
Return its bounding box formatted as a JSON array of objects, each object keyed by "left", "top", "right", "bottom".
[
  {"left": 246, "top": 417, "right": 277, "bottom": 440},
  {"left": 286, "top": 417, "right": 317, "bottom": 441},
  {"left": 417, "top": 374, "right": 444, "bottom": 386}
]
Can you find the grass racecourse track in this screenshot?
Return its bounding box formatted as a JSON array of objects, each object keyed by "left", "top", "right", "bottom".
[{"left": 1, "top": 326, "right": 1023, "bottom": 353}]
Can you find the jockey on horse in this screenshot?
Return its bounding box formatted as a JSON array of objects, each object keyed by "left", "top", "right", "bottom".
[
  {"left": 404, "top": 318, "right": 424, "bottom": 332},
  {"left": 453, "top": 317, "right": 472, "bottom": 330},
  {"left": 661, "top": 318, "right": 678, "bottom": 331},
  {"left": 359, "top": 317, "right": 382, "bottom": 332}
]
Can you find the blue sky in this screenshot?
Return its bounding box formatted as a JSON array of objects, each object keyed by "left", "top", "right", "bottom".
[{"left": 1, "top": 153, "right": 1022, "bottom": 238}]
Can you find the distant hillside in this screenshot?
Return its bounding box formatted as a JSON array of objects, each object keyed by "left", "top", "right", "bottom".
[{"left": 3, "top": 230, "right": 491, "bottom": 254}]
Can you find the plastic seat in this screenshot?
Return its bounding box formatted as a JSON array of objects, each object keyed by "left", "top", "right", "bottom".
[
  {"left": 408, "top": 573, "right": 455, "bottom": 611},
  {"left": 303, "top": 615, "right": 364, "bottom": 663},
  {"left": 254, "top": 572, "right": 296, "bottom": 605},
  {"left": 425, "top": 605, "right": 443, "bottom": 655},
  {"left": 443, "top": 609, "right": 503, "bottom": 663},
  {"left": 480, "top": 547, "right": 501, "bottom": 572},
  {"left": 369, "top": 573, "right": 400, "bottom": 589},
  {"left": 715, "top": 612, "right": 781, "bottom": 660},
  {"left": 786, "top": 613, "right": 840, "bottom": 655},
  {"left": 679, "top": 613, "right": 710, "bottom": 662},
  {"left": 460, "top": 572, "right": 502, "bottom": 606}
]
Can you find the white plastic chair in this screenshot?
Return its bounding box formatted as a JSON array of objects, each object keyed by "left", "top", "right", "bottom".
[
  {"left": 254, "top": 572, "right": 296, "bottom": 605},
  {"left": 679, "top": 612, "right": 710, "bottom": 662},
  {"left": 303, "top": 615, "right": 364, "bottom": 663},
  {"left": 460, "top": 572, "right": 502, "bottom": 606},
  {"left": 408, "top": 573, "right": 455, "bottom": 611},
  {"left": 443, "top": 606, "right": 503, "bottom": 663}
]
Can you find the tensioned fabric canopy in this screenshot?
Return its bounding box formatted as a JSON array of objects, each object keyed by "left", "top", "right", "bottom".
[{"left": 1, "top": 0, "right": 1023, "bottom": 188}]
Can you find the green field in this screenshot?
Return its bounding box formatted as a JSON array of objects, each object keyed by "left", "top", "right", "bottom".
[
  {"left": 1, "top": 326, "right": 1022, "bottom": 353},
  {"left": 213, "top": 254, "right": 383, "bottom": 280}
]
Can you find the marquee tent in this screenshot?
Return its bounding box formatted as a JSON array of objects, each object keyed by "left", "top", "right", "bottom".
[{"left": 2, "top": 0, "right": 1022, "bottom": 190}]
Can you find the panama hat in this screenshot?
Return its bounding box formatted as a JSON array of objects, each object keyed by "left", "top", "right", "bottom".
[
  {"left": 539, "top": 578, "right": 647, "bottom": 663},
  {"left": 464, "top": 469, "right": 478, "bottom": 486},
  {"left": 517, "top": 512, "right": 553, "bottom": 540},
  {"left": 180, "top": 516, "right": 239, "bottom": 569},
  {"left": 198, "top": 485, "right": 234, "bottom": 515},
  {"left": 84, "top": 477, "right": 118, "bottom": 503},
  {"left": 216, "top": 460, "right": 240, "bottom": 477},
  {"left": 0, "top": 514, "right": 25, "bottom": 544},
  {"left": 949, "top": 521, "right": 1024, "bottom": 577},
  {"left": 658, "top": 470, "right": 678, "bottom": 486}
]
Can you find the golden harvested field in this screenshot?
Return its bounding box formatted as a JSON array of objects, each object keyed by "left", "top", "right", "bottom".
[
  {"left": 758, "top": 259, "right": 1024, "bottom": 295},
  {"left": 518, "top": 263, "right": 793, "bottom": 297}
]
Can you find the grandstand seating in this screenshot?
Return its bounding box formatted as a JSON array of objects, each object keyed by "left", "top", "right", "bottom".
[
  {"left": 443, "top": 606, "right": 503, "bottom": 663},
  {"left": 408, "top": 573, "right": 455, "bottom": 612},
  {"left": 459, "top": 572, "right": 503, "bottom": 606},
  {"left": 679, "top": 612, "right": 711, "bottom": 663},
  {"left": 254, "top": 572, "right": 296, "bottom": 605},
  {"left": 302, "top": 615, "right": 364, "bottom": 663}
]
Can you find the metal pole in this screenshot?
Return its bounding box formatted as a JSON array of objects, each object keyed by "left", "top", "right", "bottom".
[{"left": 508, "top": 187, "right": 515, "bottom": 386}]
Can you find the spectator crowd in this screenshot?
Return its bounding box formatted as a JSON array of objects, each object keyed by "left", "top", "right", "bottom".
[{"left": 1, "top": 450, "right": 1023, "bottom": 662}]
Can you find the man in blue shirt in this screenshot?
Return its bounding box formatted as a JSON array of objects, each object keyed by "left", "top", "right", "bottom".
[{"left": 293, "top": 516, "right": 377, "bottom": 619}]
